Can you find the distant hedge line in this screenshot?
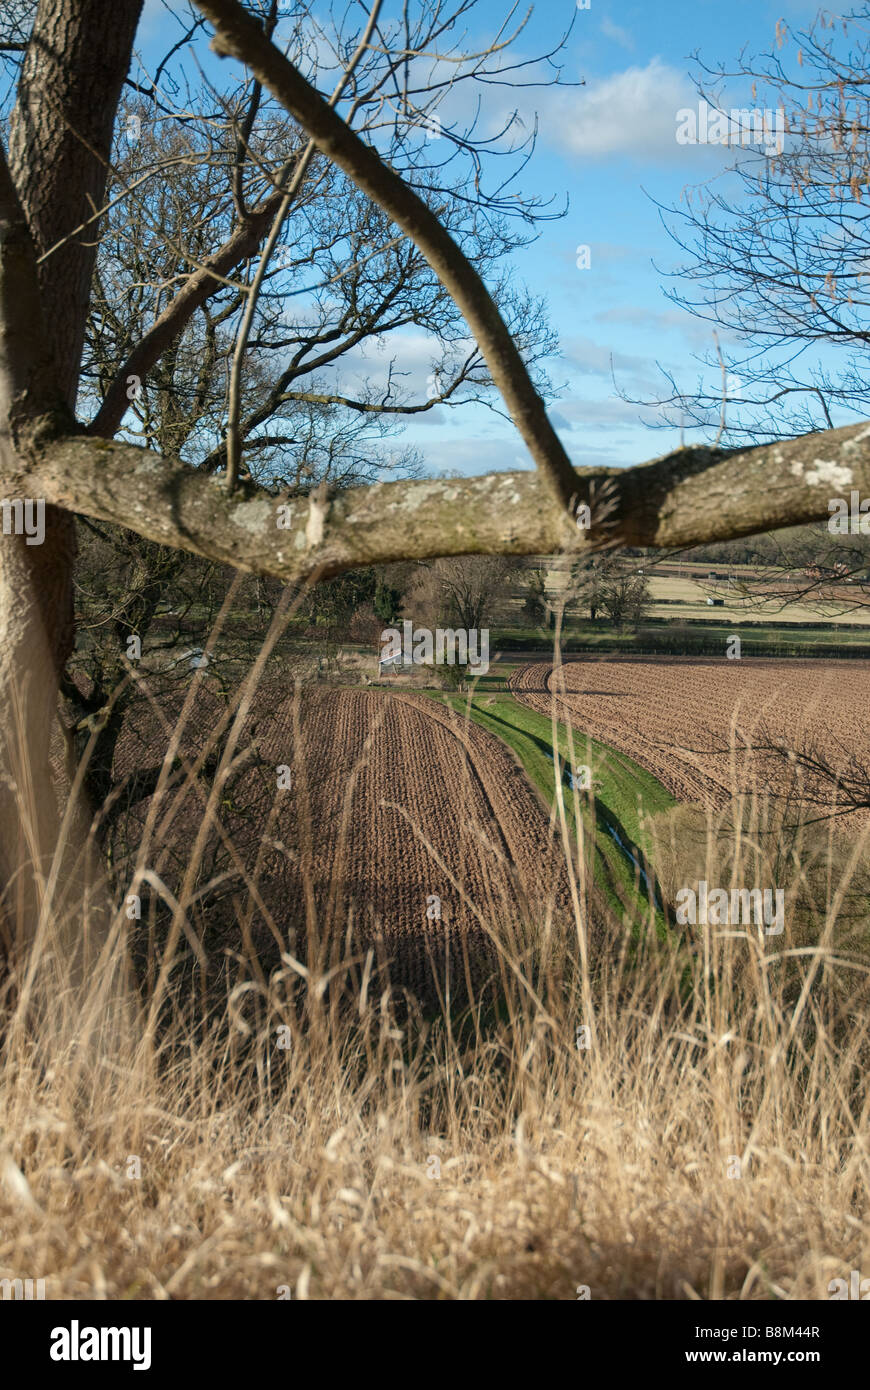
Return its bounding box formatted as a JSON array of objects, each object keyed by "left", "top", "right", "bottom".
[
  {"left": 493, "top": 633, "right": 870, "bottom": 659},
  {"left": 630, "top": 639, "right": 869, "bottom": 659}
]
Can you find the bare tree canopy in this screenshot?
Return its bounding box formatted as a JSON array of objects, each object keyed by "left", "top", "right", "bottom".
[
  {"left": 5, "top": 4, "right": 870, "bottom": 586},
  {"left": 643, "top": 7, "right": 870, "bottom": 444}
]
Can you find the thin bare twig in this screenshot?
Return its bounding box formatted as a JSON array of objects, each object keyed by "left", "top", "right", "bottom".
[{"left": 223, "top": 0, "right": 385, "bottom": 493}]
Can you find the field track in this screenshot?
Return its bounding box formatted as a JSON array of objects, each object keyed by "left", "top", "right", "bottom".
[
  {"left": 509, "top": 657, "right": 870, "bottom": 811},
  {"left": 112, "top": 683, "right": 581, "bottom": 1005}
]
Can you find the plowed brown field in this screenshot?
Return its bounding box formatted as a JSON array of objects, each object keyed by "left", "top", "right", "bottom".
[
  {"left": 510, "top": 657, "right": 869, "bottom": 811},
  {"left": 112, "top": 683, "right": 578, "bottom": 1007}
]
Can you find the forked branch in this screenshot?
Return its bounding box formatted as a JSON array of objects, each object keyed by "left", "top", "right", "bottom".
[{"left": 193, "top": 0, "right": 582, "bottom": 516}]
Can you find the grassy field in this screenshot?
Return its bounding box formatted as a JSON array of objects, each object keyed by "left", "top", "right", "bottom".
[
  {"left": 647, "top": 574, "right": 870, "bottom": 624},
  {"left": 4, "top": 703, "right": 868, "bottom": 1300},
  {"left": 423, "top": 684, "right": 676, "bottom": 937},
  {"left": 2, "top": 645, "right": 868, "bottom": 1302},
  {"left": 6, "top": 597, "right": 867, "bottom": 1305},
  {"left": 505, "top": 554, "right": 870, "bottom": 651}
]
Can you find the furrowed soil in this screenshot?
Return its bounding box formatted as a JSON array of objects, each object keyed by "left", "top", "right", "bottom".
[
  {"left": 509, "top": 656, "right": 870, "bottom": 812},
  {"left": 110, "top": 681, "right": 581, "bottom": 1009}
]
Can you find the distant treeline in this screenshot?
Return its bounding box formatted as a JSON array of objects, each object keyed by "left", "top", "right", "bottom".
[
  {"left": 629, "top": 632, "right": 870, "bottom": 660},
  {"left": 494, "top": 627, "right": 870, "bottom": 660},
  {"left": 673, "top": 522, "right": 870, "bottom": 568}
]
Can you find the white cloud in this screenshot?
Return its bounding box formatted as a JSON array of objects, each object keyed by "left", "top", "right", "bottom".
[
  {"left": 600, "top": 17, "right": 635, "bottom": 52},
  {"left": 554, "top": 394, "right": 651, "bottom": 431},
  {"left": 316, "top": 327, "right": 464, "bottom": 404},
  {"left": 593, "top": 305, "right": 719, "bottom": 350},
  {"left": 561, "top": 333, "right": 659, "bottom": 389},
  {"left": 543, "top": 58, "right": 697, "bottom": 162},
  {"left": 419, "top": 437, "right": 534, "bottom": 478}
]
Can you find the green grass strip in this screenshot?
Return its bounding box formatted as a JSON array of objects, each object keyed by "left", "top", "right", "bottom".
[{"left": 420, "top": 687, "right": 676, "bottom": 940}]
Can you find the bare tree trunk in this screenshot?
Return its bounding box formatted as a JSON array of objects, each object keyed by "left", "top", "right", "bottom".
[
  {"left": 0, "top": 464, "right": 87, "bottom": 969},
  {"left": 0, "top": 0, "right": 143, "bottom": 1032},
  {"left": 8, "top": 0, "right": 145, "bottom": 406}
]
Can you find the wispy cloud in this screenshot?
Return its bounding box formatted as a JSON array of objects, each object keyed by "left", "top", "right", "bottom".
[
  {"left": 593, "top": 305, "right": 719, "bottom": 350},
  {"left": 562, "top": 333, "right": 662, "bottom": 391},
  {"left": 600, "top": 16, "right": 636, "bottom": 52},
  {"left": 543, "top": 58, "right": 697, "bottom": 162}
]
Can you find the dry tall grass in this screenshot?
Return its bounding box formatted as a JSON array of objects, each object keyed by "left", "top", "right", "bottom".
[{"left": 1, "top": 634, "right": 868, "bottom": 1300}]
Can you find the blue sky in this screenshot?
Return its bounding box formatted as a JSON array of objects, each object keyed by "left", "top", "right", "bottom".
[
  {"left": 408, "top": 0, "right": 825, "bottom": 475},
  {"left": 135, "top": 0, "right": 831, "bottom": 479}
]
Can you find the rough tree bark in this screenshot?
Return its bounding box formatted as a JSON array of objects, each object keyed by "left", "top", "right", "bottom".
[
  {"left": 0, "top": 0, "right": 143, "bottom": 996},
  {"left": 12, "top": 425, "right": 870, "bottom": 582}
]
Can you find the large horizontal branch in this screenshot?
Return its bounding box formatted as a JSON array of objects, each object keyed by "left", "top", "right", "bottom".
[
  {"left": 193, "top": 0, "right": 581, "bottom": 514},
  {"left": 8, "top": 417, "right": 870, "bottom": 583}
]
